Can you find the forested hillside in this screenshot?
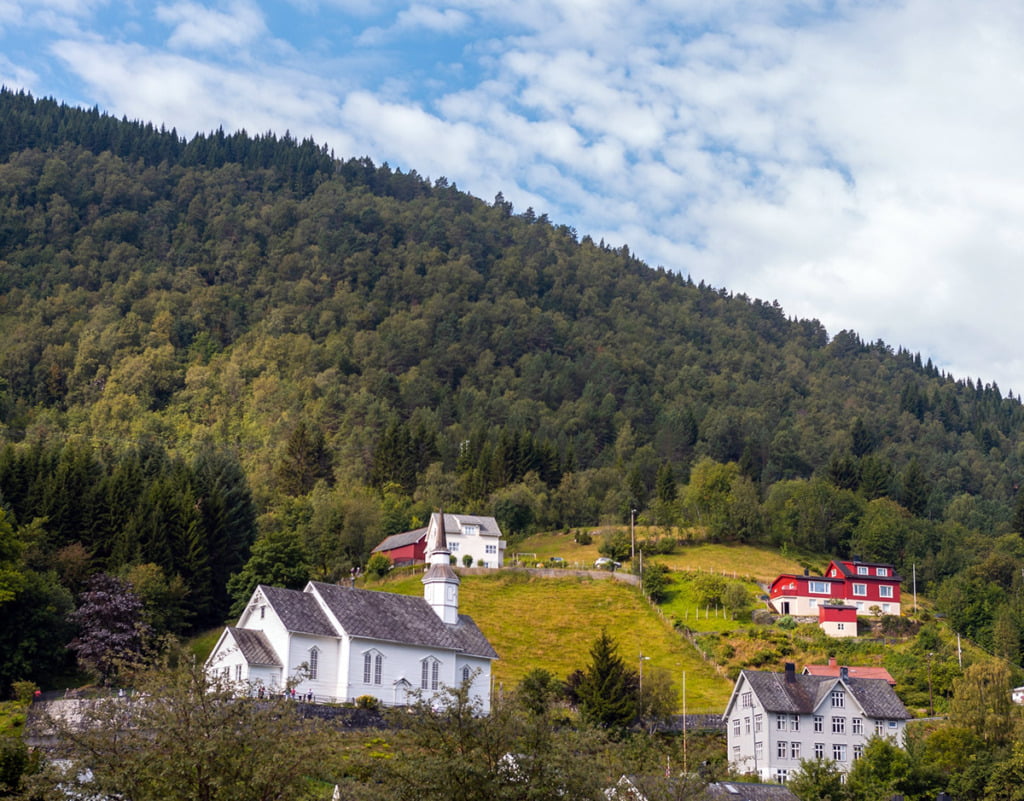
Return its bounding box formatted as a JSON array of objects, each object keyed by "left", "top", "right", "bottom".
[{"left": 3, "top": 89, "right": 1024, "bottom": 689}]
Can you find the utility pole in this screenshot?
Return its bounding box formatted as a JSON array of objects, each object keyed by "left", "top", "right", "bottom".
[
  {"left": 682, "top": 670, "right": 688, "bottom": 775},
  {"left": 630, "top": 508, "right": 637, "bottom": 561}
]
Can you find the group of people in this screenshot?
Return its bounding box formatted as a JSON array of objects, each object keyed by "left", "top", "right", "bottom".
[{"left": 254, "top": 685, "right": 315, "bottom": 702}]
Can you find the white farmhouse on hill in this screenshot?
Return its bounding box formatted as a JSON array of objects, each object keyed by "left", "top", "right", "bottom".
[
  {"left": 206, "top": 512, "right": 497, "bottom": 711},
  {"left": 373, "top": 512, "right": 506, "bottom": 568}
]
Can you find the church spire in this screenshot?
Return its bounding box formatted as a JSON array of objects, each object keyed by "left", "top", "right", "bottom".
[{"left": 422, "top": 510, "right": 460, "bottom": 624}]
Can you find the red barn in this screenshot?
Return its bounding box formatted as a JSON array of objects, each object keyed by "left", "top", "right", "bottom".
[{"left": 371, "top": 527, "right": 428, "bottom": 566}]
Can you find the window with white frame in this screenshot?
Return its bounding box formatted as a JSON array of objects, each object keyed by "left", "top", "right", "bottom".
[
  {"left": 741, "top": 691, "right": 753, "bottom": 707},
  {"left": 837, "top": 623, "right": 845, "bottom": 631},
  {"left": 853, "top": 744, "right": 864, "bottom": 760},
  {"left": 308, "top": 646, "right": 319, "bottom": 680},
  {"left": 775, "top": 769, "right": 789, "bottom": 783},
  {"left": 733, "top": 746, "right": 741, "bottom": 761},
  {"left": 755, "top": 714, "right": 763, "bottom": 733},
  {"left": 877, "top": 567, "right": 889, "bottom": 576},
  {"left": 461, "top": 665, "right": 471, "bottom": 683},
  {"left": 363, "top": 652, "right": 372, "bottom": 684},
  {"left": 776, "top": 714, "right": 787, "bottom": 730},
  {"left": 790, "top": 714, "right": 800, "bottom": 731},
  {"left": 831, "top": 690, "right": 845, "bottom": 707},
  {"left": 791, "top": 742, "right": 801, "bottom": 760},
  {"left": 879, "top": 585, "right": 894, "bottom": 598},
  {"left": 814, "top": 715, "right": 824, "bottom": 732},
  {"left": 374, "top": 653, "right": 383, "bottom": 685},
  {"left": 462, "top": 525, "right": 479, "bottom": 536},
  {"left": 485, "top": 544, "right": 497, "bottom": 554},
  {"left": 857, "top": 566, "right": 868, "bottom": 575},
  {"left": 235, "top": 664, "right": 242, "bottom": 681},
  {"left": 777, "top": 741, "right": 788, "bottom": 759},
  {"left": 421, "top": 657, "right": 440, "bottom": 690},
  {"left": 450, "top": 541, "right": 460, "bottom": 552},
  {"left": 832, "top": 716, "right": 846, "bottom": 734},
  {"left": 222, "top": 666, "right": 229, "bottom": 678},
  {"left": 745, "top": 717, "right": 751, "bottom": 734},
  {"left": 733, "top": 718, "right": 740, "bottom": 736},
  {"left": 888, "top": 720, "right": 898, "bottom": 730},
  {"left": 814, "top": 743, "right": 824, "bottom": 760},
  {"left": 754, "top": 742, "right": 763, "bottom": 762},
  {"left": 852, "top": 717, "right": 863, "bottom": 735},
  {"left": 875, "top": 721, "right": 885, "bottom": 736},
  {"left": 833, "top": 744, "right": 847, "bottom": 762},
  {"left": 809, "top": 581, "right": 831, "bottom": 594},
  {"left": 852, "top": 583, "right": 867, "bottom": 596}
]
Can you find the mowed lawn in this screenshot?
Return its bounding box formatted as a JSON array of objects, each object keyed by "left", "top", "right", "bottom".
[{"left": 373, "top": 571, "right": 733, "bottom": 712}]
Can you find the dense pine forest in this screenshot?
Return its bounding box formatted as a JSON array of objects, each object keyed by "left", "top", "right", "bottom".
[{"left": 3, "top": 88, "right": 1024, "bottom": 690}]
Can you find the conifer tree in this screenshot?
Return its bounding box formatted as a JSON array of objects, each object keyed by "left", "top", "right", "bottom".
[{"left": 574, "top": 630, "right": 637, "bottom": 729}]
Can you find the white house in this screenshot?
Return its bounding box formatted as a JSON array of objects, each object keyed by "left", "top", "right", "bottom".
[
  {"left": 373, "top": 513, "right": 507, "bottom": 568},
  {"left": 206, "top": 512, "right": 498, "bottom": 711},
  {"left": 723, "top": 663, "right": 911, "bottom": 783}
]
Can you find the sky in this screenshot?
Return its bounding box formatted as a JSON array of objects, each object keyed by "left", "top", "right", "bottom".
[{"left": 3, "top": 0, "right": 1024, "bottom": 395}]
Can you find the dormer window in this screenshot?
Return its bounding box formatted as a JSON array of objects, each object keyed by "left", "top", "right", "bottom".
[
  {"left": 462, "top": 524, "right": 479, "bottom": 537},
  {"left": 857, "top": 566, "right": 868, "bottom": 575},
  {"left": 877, "top": 567, "right": 889, "bottom": 577}
]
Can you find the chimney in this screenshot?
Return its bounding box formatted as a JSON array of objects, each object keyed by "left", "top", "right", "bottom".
[
  {"left": 840, "top": 666, "right": 849, "bottom": 681},
  {"left": 785, "top": 662, "right": 796, "bottom": 683},
  {"left": 828, "top": 657, "right": 837, "bottom": 667}
]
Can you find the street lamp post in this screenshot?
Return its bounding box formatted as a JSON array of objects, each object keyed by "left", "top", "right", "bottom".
[{"left": 639, "top": 654, "right": 651, "bottom": 715}]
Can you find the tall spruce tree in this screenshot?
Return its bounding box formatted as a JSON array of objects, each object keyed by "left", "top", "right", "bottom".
[{"left": 574, "top": 630, "right": 637, "bottom": 729}]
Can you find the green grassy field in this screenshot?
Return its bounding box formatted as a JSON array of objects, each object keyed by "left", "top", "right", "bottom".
[
  {"left": 371, "top": 570, "right": 733, "bottom": 712},
  {"left": 656, "top": 573, "right": 761, "bottom": 634}
]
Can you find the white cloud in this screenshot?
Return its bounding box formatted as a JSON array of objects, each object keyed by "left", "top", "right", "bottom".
[{"left": 156, "top": 0, "right": 266, "bottom": 51}]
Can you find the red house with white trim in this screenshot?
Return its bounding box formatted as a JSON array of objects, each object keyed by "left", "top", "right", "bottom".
[{"left": 769, "top": 559, "right": 901, "bottom": 618}]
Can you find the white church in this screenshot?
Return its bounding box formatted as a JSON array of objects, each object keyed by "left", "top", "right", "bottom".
[{"left": 206, "top": 512, "right": 498, "bottom": 711}]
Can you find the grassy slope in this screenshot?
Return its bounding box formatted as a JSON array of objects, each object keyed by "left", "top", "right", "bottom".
[
  {"left": 372, "top": 570, "right": 733, "bottom": 712},
  {"left": 363, "top": 534, "right": 822, "bottom": 712}
]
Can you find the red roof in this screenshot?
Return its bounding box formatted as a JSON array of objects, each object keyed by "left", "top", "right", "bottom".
[{"left": 802, "top": 659, "right": 896, "bottom": 685}]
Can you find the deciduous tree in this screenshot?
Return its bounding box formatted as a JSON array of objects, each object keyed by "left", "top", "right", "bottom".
[{"left": 33, "top": 650, "right": 332, "bottom": 801}]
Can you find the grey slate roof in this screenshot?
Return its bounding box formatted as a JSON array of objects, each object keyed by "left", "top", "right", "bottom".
[
  {"left": 310, "top": 581, "right": 498, "bottom": 659},
  {"left": 444, "top": 513, "right": 501, "bottom": 535},
  {"left": 227, "top": 627, "right": 281, "bottom": 666},
  {"left": 259, "top": 585, "right": 336, "bottom": 637},
  {"left": 450, "top": 615, "right": 500, "bottom": 660},
  {"left": 737, "top": 669, "right": 910, "bottom": 719},
  {"left": 618, "top": 778, "right": 799, "bottom": 801},
  {"left": 705, "top": 782, "right": 801, "bottom": 801}
]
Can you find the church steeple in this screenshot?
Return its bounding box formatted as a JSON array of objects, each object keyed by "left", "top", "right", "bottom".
[{"left": 422, "top": 510, "right": 460, "bottom": 624}]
